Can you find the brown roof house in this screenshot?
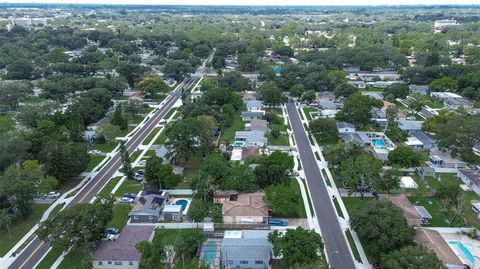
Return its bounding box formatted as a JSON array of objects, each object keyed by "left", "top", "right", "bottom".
[
  {"left": 222, "top": 192, "right": 269, "bottom": 224},
  {"left": 93, "top": 225, "right": 154, "bottom": 269},
  {"left": 414, "top": 228, "right": 464, "bottom": 268},
  {"left": 381, "top": 194, "right": 422, "bottom": 227}
]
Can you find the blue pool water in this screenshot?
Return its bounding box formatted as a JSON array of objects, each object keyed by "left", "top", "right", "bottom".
[
  {"left": 449, "top": 241, "right": 475, "bottom": 264},
  {"left": 175, "top": 200, "right": 188, "bottom": 211},
  {"left": 372, "top": 139, "right": 385, "bottom": 147},
  {"left": 203, "top": 242, "right": 217, "bottom": 264}
]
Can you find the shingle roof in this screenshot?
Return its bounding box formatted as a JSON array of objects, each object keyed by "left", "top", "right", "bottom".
[
  {"left": 336, "top": 121, "right": 355, "bottom": 129},
  {"left": 222, "top": 192, "right": 268, "bottom": 218},
  {"left": 249, "top": 119, "right": 268, "bottom": 132},
  {"left": 245, "top": 100, "right": 263, "bottom": 109},
  {"left": 93, "top": 226, "right": 154, "bottom": 262},
  {"left": 411, "top": 130, "right": 436, "bottom": 145},
  {"left": 398, "top": 119, "right": 422, "bottom": 131},
  {"left": 242, "top": 111, "right": 264, "bottom": 118},
  {"left": 340, "top": 133, "right": 370, "bottom": 145},
  {"left": 459, "top": 169, "right": 480, "bottom": 187},
  {"left": 414, "top": 228, "right": 463, "bottom": 266}
]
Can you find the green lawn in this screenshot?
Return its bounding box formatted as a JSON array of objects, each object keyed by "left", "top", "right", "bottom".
[
  {"left": 220, "top": 113, "right": 244, "bottom": 143},
  {"left": 265, "top": 107, "right": 283, "bottom": 115},
  {"left": 270, "top": 123, "right": 287, "bottom": 131},
  {"left": 142, "top": 127, "right": 161, "bottom": 145},
  {"left": 128, "top": 114, "right": 145, "bottom": 125},
  {"left": 290, "top": 179, "right": 307, "bottom": 218},
  {"left": 361, "top": 87, "right": 384, "bottom": 92},
  {"left": 154, "top": 131, "right": 168, "bottom": 145},
  {"left": 426, "top": 100, "right": 444, "bottom": 109},
  {"left": 333, "top": 198, "right": 344, "bottom": 218},
  {"left": 36, "top": 249, "right": 61, "bottom": 269},
  {"left": 178, "top": 151, "right": 205, "bottom": 182},
  {"left": 164, "top": 107, "right": 177, "bottom": 119},
  {"left": 346, "top": 229, "right": 361, "bottom": 262},
  {"left": 129, "top": 150, "right": 142, "bottom": 162},
  {"left": 114, "top": 180, "right": 142, "bottom": 196},
  {"left": 342, "top": 197, "right": 373, "bottom": 215},
  {"left": 298, "top": 108, "right": 305, "bottom": 120},
  {"left": 107, "top": 204, "right": 133, "bottom": 229},
  {"left": 0, "top": 204, "right": 50, "bottom": 256},
  {"left": 88, "top": 142, "right": 119, "bottom": 153},
  {"left": 99, "top": 177, "right": 122, "bottom": 196},
  {"left": 57, "top": 247, "right": 90, "bottom": 269},
  {"left": 408, "top": 196, "right": 450, "bottom": 227},
  {"left": 267, "top": 133, "right": 289, "bottom": 146},
  {"left": 85, "top": 156, "right": 106, "bottom": 172},
  {"left": 303, "top": 107, "right": 317, "bottom": 122}
]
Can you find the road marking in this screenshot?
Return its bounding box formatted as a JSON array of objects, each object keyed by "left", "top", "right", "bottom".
[{"left": 18, "top": 240, "right": 44, "bottom": 269}]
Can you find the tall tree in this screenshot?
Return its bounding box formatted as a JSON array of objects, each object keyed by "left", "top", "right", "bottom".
[
  {"left": 119, "top": 141, "right": 134, "bottom": 180},
  {"left": 381, "top": 246, "right": 446, "bottom": 269},
  {"left": 340, "top": 154, "right": 382, "bottom": 198},
  {"left": 377, "top": 167, "right": 401, "bottom": 193},
  {"left": 0, "top": 209, "right": 13, "bottom": 238},
  {"left": 259, "top": 81, "right": 286, "bottom": 107},
  {"left": 335, "top": 93, "right": 383, "bottom": 128},
  {"left": 139, "top": 76, "right": 170, "bottom": 96},
  {"left": 388, "top": 146, "right": 421, "bottom": 168},
  {"left": 309, "top": 118, "right": 339, "bottom": 143},
  {"left": 136, "top": 229, "right": 166, "bottom": 269},
  {"left": 254, "top": 152, "right": 293, "bottom": 188},
  {"left": 165, "top": 117, "right": 201, "bottom": 162}
]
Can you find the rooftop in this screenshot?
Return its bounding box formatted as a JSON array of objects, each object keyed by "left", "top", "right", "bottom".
[
  {"left": 414, "top": 228, "right": 463, "bottom": 266},
  {"left": 459, "top": 169, "right": 480, "bottom": 187},
  {"left": 398, "top": 119, "right": 423, "bottom": 131},
  {"left": 336, "top": 121, "right": 355, "bottom": 130},
  {"left": 222, "top": 192, "right": 268, "bottom": 218}
]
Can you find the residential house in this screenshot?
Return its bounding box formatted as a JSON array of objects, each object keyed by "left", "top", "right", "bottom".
[
  {"left": 222, "top": 192, "right": 269, "bottom": 224},
  {"left": 245, "top": 119, "right": 268, "bottom": 132},
  {"left": 362, "top": 92, "right": 384, "bottom": 100},
  {"left": 243, "top": 91, "right": 258, "bottom": 101},
  {"left": 429, "top": 148, "right": 468, "bottom": 169},
  {"left": 366, "top": 81, "right": 401, "bottom": 88},
  {"left": 245, "top": 100, "right": 263, "bottom": 112},
  {"left": 129, "top": 193, "right": 169, "bottom": 223},
  {"left": 340, "top": 132, "right": 371, "bottom": 146},
  {"left": 315, "top": 92, "right": 335, "bottom": 103},
  {"left": 414, "top": 228, "right": 464, "bottom": 269},
  {"left": 162, "top": 204, "right": 183, "bottom": 222},
  {"left": 371, "top": 107, "right": 387, "bottom": 127},
  {"left": 381, "top": 194, "right": 422, "bottom": 226},
  {"left": 336, "top": 121, "right": 356, "bottom": 134},
  {"left": 409, "top": 85, "right": 430, "bottom": 95},
  {"left": 319, "top": 109, "right": 338, "bottom": 119},
  {"left": 241, "top": 111, "right": 264, "bottom": 121},
  {"left": 398, "top": 119, "right": 423, "bottom": 133},
  {"left": 234, "top": 131, "right": 267, "bottom": 147},
  {"left": 458, "top": 168, "right": 480, "bottom": 196},
  {"left": 347, "top": 80, "right": 366, "bottom": 88},
  {"left": 420, "top": 108, "right": 438, "bottom": 118},
  {"left": 319, "top": 100, "right": 337, "bottom": 110},
  {"left": 220, "top": 230, "right": 273, "bottom": 269},
  {"left": 405, "top": 131, "right": 437, "bottom": 151},
  {"left": 214, "top": 191, "right": 238, "bottom": 204},
  {"left": 92, "top": 226, "right": 154, "bottom": 269}
]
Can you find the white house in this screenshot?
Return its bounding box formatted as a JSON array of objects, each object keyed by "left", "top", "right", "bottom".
[
  {"left": 458, "top": 169, "right": 480, "bottom": 196},
  {"left": 336, "top": 121, "right": 356, "bottom": 134}
]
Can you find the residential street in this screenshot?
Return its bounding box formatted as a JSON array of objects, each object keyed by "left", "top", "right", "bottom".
[
  {"left": 7, "top": 77, "right": 196, "bottom": 269},
  {"left": 286, "top": 99, "right": 356, "bottom": 269}
]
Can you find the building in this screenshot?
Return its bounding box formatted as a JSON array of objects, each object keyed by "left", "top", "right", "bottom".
[
  {"left": 241, "top": 111, "right": 264, "bottom": 121},
  {"left": 220, "top": 230, "right": 273, "bottom": 269},
  {"left": 414, "top": 228, "right": 464, "bottom": 269},
  {"left": 245, "top": 100, "right": 263, "bottom": 111},
  {"left": 434, "top": 19, "right": 461, "bottom": 29},
  {"left": 336, "top": 121, "right": 356, "bottom": 134},
  {"left": 458, "top": 169, "right": 480, "bottom": 196},
  {"left": 371, "top": 107, "right": 387, "bottom": 127},
  {"left": 129, "top": 193, "right": 169, "bottom": 223},
  {"left": 340, "top": 131, "right": 396, "bottom": 160},
  {"left": 222, "top": 192, "right": 269, "bottom": 224},
  {"left": 315, "top": 92, "right": 335, "bottom": 103},
  {"left": 347, "top": 80, "right": 366, "bottom": 88},
  {"left": 319, "top": 109, "right": 338, "bottom": 119},
  {"left": 246, "top": 119, "right": 268, "bottom": 132},
  {"left": 381, "top": 194, "right": 422, "bottom": 226},
  {"left": 93, "top": 226, "right": 154, "bottom": 269},
  {"left": 429, "top": 148, "right": 467, "bottom": 169},
  {"left": 162, "top": 204, "right": 183, "bottom": 222},
  {"left": 243, "top": 91, "right": 258, "bottom": 101},
  {"left": 409, "top": 85, "right": 430, "bottom": 95},
  {"left": 234, "top": 130, "right": 267, "bottom": 147},
  {"left": 405, "top": 131, "right": 437, "bottom": 150},
  {"left": 398, "top": 119, "right": 423, "bottom": 133},
  {"left": 366, "top": 81, "right": 400, "bottom": 89}
]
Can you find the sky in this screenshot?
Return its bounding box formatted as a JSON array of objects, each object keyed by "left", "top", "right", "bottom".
[{"left": 1, "top": 0, "right": 479, "bottom": 6}]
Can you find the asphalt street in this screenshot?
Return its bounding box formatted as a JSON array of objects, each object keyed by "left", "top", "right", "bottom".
[
  {"left": 286, "top": 99, "right": 356, "bottom": 269},
  {"left": 8, "top": 77, "right": 196, "bottom": 269}
]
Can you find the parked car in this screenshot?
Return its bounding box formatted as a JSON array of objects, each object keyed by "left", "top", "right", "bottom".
[
  {"left": 134, "top": 174, "right": 144, "bottom": 182},
  {"left": 106, "top": 227, "right": 120, "bottom": 235},
  {"left": 88, "top": 150, "right": 102, "bottom": 155},
  {"left": 136, "top": 170, "right": 145, "bottom": 176},
  {"left": 119, "top": 197, "right": 134, "bottom": 203},
  {"left": 102, "top": 234, "right": 115, "bottom": 241},
  {"left": 45, "top": 191, "right": 61, "bottom": 199},
  {"left": 123, "top": 193, "right": 136, "bottom": 199},
  {"left": 268, "top": 219, "right": 288, "bottom": 226}
]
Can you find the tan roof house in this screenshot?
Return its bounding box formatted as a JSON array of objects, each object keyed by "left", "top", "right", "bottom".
[
  {"left": 222, "top": 192, "right": 269, "bottom": 224},
  {"left": 381, "top": 194, "right": 422, "bottom": 227},
  {"left": 414, "top": 228, "right": 464, "bottom": 268}
]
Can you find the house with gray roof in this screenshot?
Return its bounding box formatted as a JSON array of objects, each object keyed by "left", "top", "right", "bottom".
[
  {"left": 235, "top": 131, "right": 267, "bottom": 147},
  {"left": 245, "top": 100, "right": 263, "bottom": 111},
  {"left": 409, "top": 85, "right": 430, "bottom": 95},
  {"left": 93, "top": 226, "right": 154, "bottom": 269},
  {"left": 398, "top": 119, "right": 423, "bottom": 133},
  {"left": 340, "top": 132, "right": 371, "bottom": 145},
  {"left": 242, "top": 111, "right": 264, "bottom": 121},
  {"left": 336, "top": 121, "right": 356, "bottom": 134},
  {"left": 319, "top": 100, "right": 337, "bottom": 110},
  {"left": 371, "top": 107, "right": 387, "bottom": 127},
  {"left": 220, "top": 230, "right": 272, "bottom": 269},
  {"left": 129, "top": 193, "right": 169, "bottom": 223},
  {"left": 246, "top": 119, "right": 268, "bottom": 132},
  {"left": 347, "top": 80, "right": 366, "bottom": 88},
  {"left": 458, "top": 168, "right": 480, "bottom": 196},
  {"left": 407, "top": 131, "right": 437, "bottom": 150}
]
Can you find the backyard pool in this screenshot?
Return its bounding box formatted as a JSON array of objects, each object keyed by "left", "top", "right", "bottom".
[
  {"left": 175, "top": 199, "right": 188, "bottom": 211},
  {"left": 203, "top": 241, "right": 217, "bottom": 264},
  {"left": 449, "top": 241, "right": 475, "bottom": 264},
  {"left": 372, "top": 139, "right": 385, "bottom": 147}
]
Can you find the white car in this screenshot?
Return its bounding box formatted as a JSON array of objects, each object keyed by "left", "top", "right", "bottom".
[
  {"left": 88, "top": 150, "right": 102, "bottom": 155},
  {"left": 46, "top": 191, "right": 61, "bottom": 199},
  {"left": 102, "top": 234, "right": 115, "bottom": 241},
  {"left": 119, "top": 197, "right": 134, "bottom": 203}
]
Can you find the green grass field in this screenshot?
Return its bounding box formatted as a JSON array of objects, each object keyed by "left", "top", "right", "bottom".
[
  {"left": 107, "top": 204, "right": 133, "bottom": 229},
  {"left": 85, "top": 155, "right": 106, "bottom": 172},
  {"left": 142, "top": 127, "right": 161, "bottom": 145},
  {"left": 114, "top": 180, "right": 142, "bottom": 196},
  {"left": 98, "top": 177, "right": 122, "bottom": 196}
]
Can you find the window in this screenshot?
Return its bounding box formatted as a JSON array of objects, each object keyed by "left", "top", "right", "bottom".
[
  {"left": 255, "top": 260, "right": 263, "bottom": 265},
  {"left": 98, "top": 261, "right": 103, "bottom": 265},
  {"left": 107, "top": 261, "right": 112, "bottom": 264},
  {"left": 240, "top": 260, "right": 248, "bottom": 264},
  {"left": 129, "top": 261, "right": 134, "bottom": 265},
  {"left": 133, "top": 216, "right": 139, "bottom": 220},
  {"left": 114, "top": 261, "right": 122, "bottom": 265}
]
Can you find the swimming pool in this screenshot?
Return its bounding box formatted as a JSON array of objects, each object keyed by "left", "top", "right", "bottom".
[
  {"left": 203, "top": 242, "right": 217, "bottom": 264},
  {"left": 175, "top": 199, "right": 188, "bottom": 211},
  {"left": 372, "top": 139, "right": 385, "bottom": 147},
  {"left": 449, "top": 241, "right": 475, "bottom": 264}
]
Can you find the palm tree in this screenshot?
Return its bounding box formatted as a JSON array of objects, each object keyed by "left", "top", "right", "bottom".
[{"left": 0, "top": 209, "right": 13, "bottom": 238}]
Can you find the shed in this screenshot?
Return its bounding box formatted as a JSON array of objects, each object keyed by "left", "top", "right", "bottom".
[
  {"left": 163, "top": 204, "right": 182, "bottom": 222},
  {"left": 400, "top": 176, "right": 418, "bottom": 189}
]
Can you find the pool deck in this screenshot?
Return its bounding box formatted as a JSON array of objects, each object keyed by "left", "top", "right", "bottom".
[
  {"left": 442, "top": 233, "right": 480, "bottom": 268},
  {"left": 169, "top": 197, "right": 192, "bottom": 216},
  {"left": 200, "top": 239, "right": 222, "bottom": 269}
]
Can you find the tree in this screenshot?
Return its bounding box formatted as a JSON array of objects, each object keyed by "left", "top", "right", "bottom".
[
  {"left": 40, "top": 141, "right": 90, "bottom": 182},
  {"left": 97, "top": 124, "right": 122, "bottom": 142},
  {"left": 174, "top": 229, "right": 206, "bottom": 256},
  {"left": 381, "top": 246, "right": 446, "bottom": 269},
  {"left": 0, "top": 130, "right": 31, "bottom": 172},
  {"left": 48, "top": 47, "right": 69, "bottom": 63},
  {"left": 164, "top": 60, "right": 194, "bottom": 81},
  {"left": 268, "top": 227, "right": 327, "bottom": 267},
  {"left": 422, "top": 110, "right": 452, "bottom": 134},
  {"left": 265, "top": 182, "right": 303, "bottom": 218},
  {"left": 289, "top": 83, "right": 304, "bottom": 98},
  {"left": 270, "top": 127, "right": 280, "bottom": 139},
  {"left": 388, "top": 146, "right": 421, "bottom": 168},
  {"left": 436, "top": 114, "right": 480, "bottom": 162},
  {"left": 0, "top": 209, "right": 13, "bottom": 238},
  {"left": 384, "top": 83, "right": 410, "bottom": 99},
  {"left": 223, "top": 164, "right": 256, "bottom": 192},
  {"left": 139, "top": 76, "right": 170, "bottom": 96},
  {"left": 309, "top": 118, "right": 339, "bottom": 143},
  {"left": 198, "top": 153, "right": 231, "bottom": 186},
  {"left": 336, "top": 93, "right": 383, "bottom": 128},
  {"left": 197, "top": 115, "right": 218, "bottom": 156},
  {"left": 334, "top": 82, "right": 358, "bottom": 98},
  {"left": 37, "top": 195, "right": 114, "bottom": 252},
  {"left": 350, "top": 200, "right": 414, "bottom": 260},
  {"left": 273, "top": 45, "right": 294, "bottom": 57},
  {"left": 0, "top": 115, "right": 16, "bottom": 134},
  {"left": 117, "top": 62, "right": 149, "bottom": 87},
  {"left": 7, "top": 59, "right": 33, "bottom": 80},
  {"left": 259, "top": 81, "right": 286, "bottom": 107},
  {"left": 110, "top": 104, "right": 128, "bottom": 130},
  {"left": 377, "top": 167, "right": 401, "bottom": 193},
  {"left": 165, "top": 117, "right": 201, "bottom": 162},
  {"left": 254, "top": 152, "right": 293, "bottom": 188},
  {"left": 340, "top": 154, "right": 382, "bottom": 198},
  {"left": 238, "top": 53, "right": 258, "bottom": 72},
  {"left": 145, "top": 156, "right": 182, "bottom": 189},
  {"left": 0, "top": 80, "right": 33, "bottom": 109},
  {"left": 429, "top": 76, "right": 457, "bottom": 92},
  {"left": 301, "top": 90, "right": 316, "bottom": 103},
  {"left": 136, "top": 228, "right": 166, "bottom": 269},
  {"left": 409, "top": 95, "right": 426, "bottom": 115},
  {"left": 120, "top": 141, "right": 134, "bottom": 180}
]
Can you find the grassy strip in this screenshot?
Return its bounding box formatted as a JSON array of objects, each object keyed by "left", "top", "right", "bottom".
[
  {"left": 345, "top": 229, "right": 362, "bottom": 262},
  {"left": 154, "top": 131, "right": 168, "bottom": 145},
  {"left": 85, "top": 156, "right": 106, "bottom": 172},
  {"left": 333, "top": 198, "right": 344, "bottom": 218},
  {"left": 36, "top": 249, "right": 61, "bottom": 269},
  {"left": 298, "top": 108, "right": 305, "bottom": 120},
  {"left": 142, "top": 127, "right": 161, "bottom": 145},
  {"left": 301, "top": 178, "right": 315, "bottom": 216},
  {"left": 98, "top": 177, "right": 122, "bottom": 196},
  {"left": 164, "top": 107, "right": 177, "bottom": 120},
  {"left": 314, "top": 151, "right": 321, "bottom": 160},
  {"left": 114, "top": 180, "right": 142, "bottom": 196},
  {"left": 88, "top": 142, "right": 119, "bottom": 153}
]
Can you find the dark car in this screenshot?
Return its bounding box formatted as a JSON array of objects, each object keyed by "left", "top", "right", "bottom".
[
  {"left": 106, "top": 227, "right": 120, "bottom": 235},
  {"left": 123, "top": 192, "right": 136, "bottom": 199},
  {"left": 268, "top": 219, "right": 288, "bottom": 226}
]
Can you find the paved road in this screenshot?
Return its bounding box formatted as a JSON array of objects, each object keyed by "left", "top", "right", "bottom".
[
  {"left": 286, "top": 99, "right": 356, "bottom": 269},
  {"left": 8, "top": 77, "right": 197, "bottom": 269}
]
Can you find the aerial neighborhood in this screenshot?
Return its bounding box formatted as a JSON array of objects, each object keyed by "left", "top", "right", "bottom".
[{"left": 0, "top": 3, "right": 479, "bottom": 269}]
